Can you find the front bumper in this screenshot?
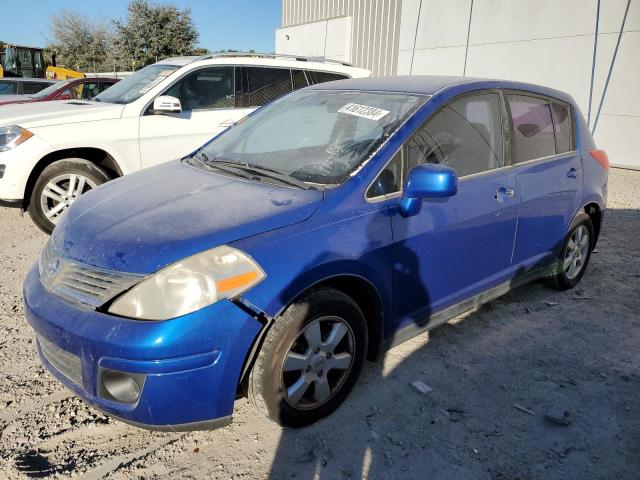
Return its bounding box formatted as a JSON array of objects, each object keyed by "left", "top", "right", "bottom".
[
  {"left": 23, "top": 266, "right": 263, "bottom": 430},
  {"left": 0, "top": 135, "right": 51, "bottom": 202}
]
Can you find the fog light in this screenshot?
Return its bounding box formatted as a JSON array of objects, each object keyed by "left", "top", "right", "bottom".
[{"left": 99, "top": 369, "right": 146, "bottom": 404}]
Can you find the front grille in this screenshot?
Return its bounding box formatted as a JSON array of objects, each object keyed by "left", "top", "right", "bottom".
[
  {"left": 38, "top": 336, "right": 83, "bottom": 386},
  {"left": 39, "top": 240, "right": 144, "bottom": 308}
]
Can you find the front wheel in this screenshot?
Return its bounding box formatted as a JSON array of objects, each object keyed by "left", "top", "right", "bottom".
[
  {"left": 28, "top": 159, "right": 110, "bottom": 234},
  {"left": 248, "top": 288, "right": 367, "bottom": 427},
  {"left": 546, "top": 212, "right": 594, "bottom": 290}
]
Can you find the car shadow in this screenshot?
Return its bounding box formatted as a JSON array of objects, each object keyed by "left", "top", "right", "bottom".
[{"left": 264, "top": 206, "right": 638, "bottom": 480}]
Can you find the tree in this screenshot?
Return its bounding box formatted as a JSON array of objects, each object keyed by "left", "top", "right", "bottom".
[
  {"left": 48, "top": 12, "right": 115, "bottom": 72},
  {"left": 113, "top": 0, "right": 199, "bottom": 68}
]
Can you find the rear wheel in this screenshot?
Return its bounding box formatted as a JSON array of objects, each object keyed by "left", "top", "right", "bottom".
[
  {"left": 546, "top": 212, "right": 594, "bottom": 290},
  {"left": 28, "top": 159, "right": 110, "bottom": 234},
  {"left": 248, "top": 288, "right": 367, "bottom": 427}
]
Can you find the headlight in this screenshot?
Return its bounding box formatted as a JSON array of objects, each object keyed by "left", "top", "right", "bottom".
[
  {"left": 0, "top": 126, "right": 33, "bottom": 152},
  {"left": 108, "top": 245, "right": 265, "bottom": 320}
]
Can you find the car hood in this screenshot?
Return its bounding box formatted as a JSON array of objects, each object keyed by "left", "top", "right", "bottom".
[
  {"left": 0, "top": 95, "right": 35, "bottom": 105},
  {"left": 53, "top": 160, "right": 323, "bottom": 274},
  {"left": 0, "top": 100, "right": 123, "bottom": 128}
]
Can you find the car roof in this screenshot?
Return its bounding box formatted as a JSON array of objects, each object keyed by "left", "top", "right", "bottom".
[
  {"left": 0, "top": 78, "right": 56, "bottom": 83},
  {"left": 305, "top": 75, "right": 575, "bottom": 103},
  {"left": 156, "top": 53, "right": 370, "bottom": 76}
]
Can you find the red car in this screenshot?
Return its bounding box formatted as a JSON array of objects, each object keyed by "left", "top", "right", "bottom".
[{"left": 0, "top": 77, "right": 119, "bottom": 106}]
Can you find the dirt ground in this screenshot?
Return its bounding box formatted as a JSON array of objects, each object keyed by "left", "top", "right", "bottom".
[{"left": 0, "top": 168, "right": 638, "bottom": 480}]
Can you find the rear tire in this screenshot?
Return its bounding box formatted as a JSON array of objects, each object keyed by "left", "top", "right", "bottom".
[
  {"left": 546, "top": 212, "right": 594, "bottom": 290},
  {"left": 28, "top": 159, "right": 110, "bottom": 234},
  {"left": 248, "top": 288, "right": 367, "bottom": 427}
]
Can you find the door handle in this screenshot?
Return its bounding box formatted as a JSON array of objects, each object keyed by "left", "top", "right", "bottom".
[
  {"left": 495, "top": 187, "right": 515, "bottom": 202},
  {"left": 219, "top": 119, "right": 235, "bottom": 128},
  {"left": 567, "top": 168, "right": 578, "bottom": 178}
]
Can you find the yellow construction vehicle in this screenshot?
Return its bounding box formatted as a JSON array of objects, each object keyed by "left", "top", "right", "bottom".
[{"left": 0, "top": 44, "right": 84, "bottom": 80}]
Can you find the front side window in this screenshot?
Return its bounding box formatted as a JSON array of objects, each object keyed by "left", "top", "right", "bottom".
[
  {"left": 94, "top": 64, "right": 180, "bottom": 104},
  {"left": 367, "top": 150, "right": 403, "bottom": 198},
  {"left": 165, "top": 66, "right": 234, "bottom": 111},
  {"left": 194, "top": 90, "right": 426, "bottom": 186},
  {"left": 245, "top": 67, "right": 292, "bottom": 107},
  {"left": 406, "top": 93, "right": 504, "bottom": 177},
  {"left": 507, "top": 94, "right": 556, "bottom": 163}
]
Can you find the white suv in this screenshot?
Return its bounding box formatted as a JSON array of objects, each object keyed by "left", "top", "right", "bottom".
[{"left": 0, "top": 54, "right": 369, "bottom": 233}]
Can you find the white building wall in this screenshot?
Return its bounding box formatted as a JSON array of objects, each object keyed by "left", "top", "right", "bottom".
[
  {"left": 397, "top": 0, "right": 639, "bottom": 169},
  {"left": 279, "top": 0, "right": 639, "bottom": 169},
  {"left": 277, "top": 0, "right": 403, "bottom": 76}
]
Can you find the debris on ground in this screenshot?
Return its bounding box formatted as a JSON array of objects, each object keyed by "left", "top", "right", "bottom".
[
  {"left": 513, "top": 404, "right": 536, "bottom": 416},
  {"left": 410, "top": 380, "right": 433, "bottom": 394},
  {"left": 544, "top": 405, "right": 573, "bottom": 426}
]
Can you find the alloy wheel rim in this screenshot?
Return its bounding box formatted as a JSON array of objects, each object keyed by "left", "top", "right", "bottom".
[
  {"left": 563, "top": 225, "right": 590, "bottom": 280},
  {"left": 40, "top": 174, "right": 97, "bottom": 225},
  {"left": 281, "top": 316, "right": 355, "bottom": 410}
]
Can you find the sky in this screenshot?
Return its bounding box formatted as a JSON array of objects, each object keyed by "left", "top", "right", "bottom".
[{"left": 0, "top": 0, "right": 282, "bottom": 52}]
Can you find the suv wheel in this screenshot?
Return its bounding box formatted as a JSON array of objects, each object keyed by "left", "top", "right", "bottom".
[
  {"left": 546, "top": 212, "right": 594, "bottom": 290},
  {"left": 248, "top": 288, "right": 367, "bottom": 427},
  {"left": 28, "top": 159, "right": 110, "bottom": 234}
]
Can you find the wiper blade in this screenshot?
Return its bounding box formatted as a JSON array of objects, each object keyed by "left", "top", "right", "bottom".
[
  {"left": 188, "top": 153, "right": 255, "bottom": 180},
  {"left": 235, "top": 162, "right": 312, "bottom": 190}
]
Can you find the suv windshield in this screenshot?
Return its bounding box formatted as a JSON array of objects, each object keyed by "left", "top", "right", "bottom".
[
  {"left": 93, "top": 64, "right": 180, "bottom": 104},
  {"left": 194, "top": 90, "right": 426, "bottom": 186}
]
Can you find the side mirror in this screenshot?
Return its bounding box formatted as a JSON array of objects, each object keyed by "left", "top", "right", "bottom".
[
  {"left": 399, "top": 164, "right": 458, "bottom": 217},
  {"left": 57, "top": 93, "right": 71, "bottom": 100},
  {"left": 152, "top": 95, "right": 182, "bottom": 114}
]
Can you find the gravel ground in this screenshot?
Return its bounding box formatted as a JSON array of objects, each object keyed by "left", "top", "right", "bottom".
[{"left": 0, "top": 168, "right": 638, "bottom": 479}]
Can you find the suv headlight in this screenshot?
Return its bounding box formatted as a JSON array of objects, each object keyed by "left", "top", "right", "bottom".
[
  {"left": 108, "top": 245, "right": 265, "bottom": 320},
  {"left": 0, "top": 126, "right": 33, "bottom": 152}
]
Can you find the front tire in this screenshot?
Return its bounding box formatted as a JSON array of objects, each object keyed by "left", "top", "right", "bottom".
[
  {"left": 248, "top": 288, "right": 367, "bottom": 427},
  {"left": 28, "top": 159, "right": 110, "bottom": 234},
  {"left": 546, "top": 212, "right": 594, "bottom": 290}
]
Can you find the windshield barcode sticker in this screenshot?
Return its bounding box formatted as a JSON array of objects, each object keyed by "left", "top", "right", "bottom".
[{"left": 338, "top": 103, "right": 390, "bottom": 121}]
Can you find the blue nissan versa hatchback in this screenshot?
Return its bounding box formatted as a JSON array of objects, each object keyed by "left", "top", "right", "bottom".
[{"left": 24, "top": 76, "right": 608, "bottom": 430}]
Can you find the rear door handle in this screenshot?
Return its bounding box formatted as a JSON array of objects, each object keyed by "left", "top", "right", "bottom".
[{"left": 567, "top": 168, "right": 578, "bottom": 178}]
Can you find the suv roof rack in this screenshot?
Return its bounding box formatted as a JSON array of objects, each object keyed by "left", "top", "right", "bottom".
[{"left": 191, "top": 52, "right": 354, "bottom": 67}]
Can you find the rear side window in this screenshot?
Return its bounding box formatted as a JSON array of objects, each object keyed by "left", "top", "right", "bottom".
[
  {"left": 246, "top": 67, "right": 292, "bottom": 107},
  {"left": 305, "top": 71, "right": 349, "bottom": 85},
  {"left": 406, "top": 93, "right": 504, "bottom": 177},
  {"left": 507, "top": 94, "right": 556, "bottom": 163},
  {"left": 23, "top": 82, "right": 51, "bottom": 95},
  {"left": 165, "top": 66, "right": 234, "bottom": 111},
  {"left": 550, "top": 101, "right": 574, "bottom": 153},
  {"left": 291, "top": 69, "right": 308, "bottom": 90}
]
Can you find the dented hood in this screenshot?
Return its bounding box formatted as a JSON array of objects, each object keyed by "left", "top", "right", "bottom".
[{"left": 53, "top": 160, "right": 323, "bottom": 274}]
